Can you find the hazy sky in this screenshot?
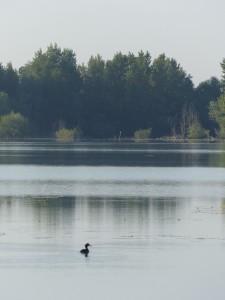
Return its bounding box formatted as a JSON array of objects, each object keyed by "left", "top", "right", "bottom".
[{"left": 0, "top": 0, "right": 224, "bottom": 85}]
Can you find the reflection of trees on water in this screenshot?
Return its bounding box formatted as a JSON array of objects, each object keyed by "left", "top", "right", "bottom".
[
  {"left": 0, "top": 141, "right": 224, "bottom": 167},
  {"left": 0, "top": 196, "right": 14, "bottom": 215},
  {"left": 221, "top": 198, "right": 225, "bottom": 225},
  {"left": 0, "top": 196, "right": 77, "bottom": 236},
  {"left": 0, "top": 196, "right": 183, "bottom": 238},
  {"left": 31, "top": 196, "right": 76, "bottom": 235},
  {"left": 180, "top": 143, "right": 213, "bottom": 167},
  {"left": 215, "top": 143, "right": 225, "bottom": 167},
  {"left": 76, "top": 196, "right": 183, "bottom": 234},
  {"left": 204, "top": 142, "right": 225, "bottom": 167}
]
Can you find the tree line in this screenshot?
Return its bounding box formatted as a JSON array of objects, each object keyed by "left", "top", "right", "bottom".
[{"left": 0, "top": 44, "right": 224, "bottom": 139}]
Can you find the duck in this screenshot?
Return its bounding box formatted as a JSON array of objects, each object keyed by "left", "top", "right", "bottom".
[{"left": 80, "top": 243, "right": 91, "bottom": 256}]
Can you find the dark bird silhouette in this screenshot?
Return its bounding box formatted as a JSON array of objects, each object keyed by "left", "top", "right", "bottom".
[{"left": 80, "top": 243, "right": 91, "bottom": 256}]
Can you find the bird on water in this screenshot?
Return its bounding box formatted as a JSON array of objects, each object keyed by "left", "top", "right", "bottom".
[{"left": 80, "top": 243, "right": 91, "bottom": 256}]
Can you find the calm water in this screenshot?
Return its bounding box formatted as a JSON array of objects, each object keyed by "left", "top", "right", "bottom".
[{"left": 1, "top": 141, "right": 225, "bottom": 300}]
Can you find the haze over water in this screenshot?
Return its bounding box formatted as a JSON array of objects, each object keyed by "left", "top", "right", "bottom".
[{"left": 0, "top": 141, "right": 225, "bottom": 300}]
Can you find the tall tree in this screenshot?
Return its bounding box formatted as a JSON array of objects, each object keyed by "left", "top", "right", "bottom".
[
  {"left": 0, "top": 92, "right": 11, "bottom": 115},
  {"left": 194, "top": 77, "right": 222, "bottom": 134},
  {"left": 79, "top": 55, "right": 109, "bottom": 137},
  {"left": 4, "top": 63, "right": 19, "bottom": 98},
  {"left": 105, "top": 52, "right": 128, "bottom": 137},
  {"left": 0, "top": 63, "right": 19, "bottom": 112},
  {"left": 123, "top": 51, "right": 153, "bottom": 135},
  {"left": 150, "top": 54, "right": 194, "bottom": 136},
  {"left": 208, "top": 59, "right": 225, "bottom": 137},
  {"left": 80, "top": 51, "right": 153, "bottom": 138},
  {"left": 221, "top": 58, "right": 225, "bottom": 89},
  {"left": 19, "top": 44, "right": 81, "bottom": 135},
  {"left": 209, "top": 93, "right": 225, "bottom": 137}
]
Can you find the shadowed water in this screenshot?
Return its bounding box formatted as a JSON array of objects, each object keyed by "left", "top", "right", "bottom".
[{"left": 0, "top": 141, "right": 225, "bottom": 300}]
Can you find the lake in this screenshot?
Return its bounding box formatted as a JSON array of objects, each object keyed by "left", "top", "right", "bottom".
[{"left": 0, "top": 141, "right": 225, "bottom": 300}]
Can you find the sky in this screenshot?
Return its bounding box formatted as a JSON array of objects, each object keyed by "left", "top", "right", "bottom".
[{"left": 0, "top": 0, "right": 224, "bottom": 86}]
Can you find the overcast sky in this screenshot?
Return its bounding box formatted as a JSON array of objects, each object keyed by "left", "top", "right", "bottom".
[{"left": 0, "top": 0, "right": 224, "bottom": 85}]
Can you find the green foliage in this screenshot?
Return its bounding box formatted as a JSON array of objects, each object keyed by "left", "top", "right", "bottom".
[
  {"left": 187, "top": 122, "right": 209, "bottom": 139},
  {"left": 55, "top": 127, "right": 83, "bottom": 142},
  {"left": 209, "top": 93, "right": 225, "bottom": 137},
  {"left": 134, "top": 128, "right": 152, "bottom": 140},
  {"left": 179, "top": 103, "right": 202, "bottom": 138},
  {"left": 194, "top": 77, "right": 221, "bottom": 134},
  {"left": 19, "top": 43, "right": 81, "bottom": 135},
  {"left": 123, "top": 52, "right": 153, "bottom": 135},
  {"left": 216, "top": 128, "right": 225, "bottom": 139},
  {"left": 221, "top": 58, "right": 225, "bottom": 88},
  {"left": 0, "top": 92, "right": 11, "bottom": 115},
  {"left": 0, "top": 63, "right": 19, "bottom": 98},
  {"left": 0, "top": 112, "right": 30, "bottom": 138},
  {"left": 150, "top": 54, "right": 194, "bottom": 136},
  {"left": 0, "top": 45, "right": 224, "bottom": 139},
  {"left": 80, "top": 51, "right": 154, "bottom": 137}
]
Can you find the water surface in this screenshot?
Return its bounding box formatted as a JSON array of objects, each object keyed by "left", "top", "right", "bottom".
[{"left": 0, "top": 141, "right": 225, "bottom": 300}]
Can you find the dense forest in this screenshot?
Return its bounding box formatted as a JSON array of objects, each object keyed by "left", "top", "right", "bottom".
[{"left": 0, "top": 44, "right": 225, "bottom": 139}]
